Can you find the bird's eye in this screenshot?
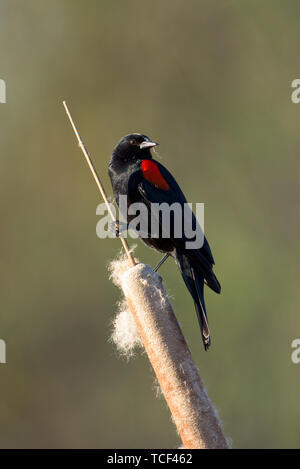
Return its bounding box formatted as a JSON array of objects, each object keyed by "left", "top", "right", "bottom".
[{"left": 130, "top": 139, "right": 136, "bottom": 145}]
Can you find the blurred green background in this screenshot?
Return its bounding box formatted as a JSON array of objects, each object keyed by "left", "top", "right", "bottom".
[{"left": 0, "top": 0, "right": 299, "bottom": 449}]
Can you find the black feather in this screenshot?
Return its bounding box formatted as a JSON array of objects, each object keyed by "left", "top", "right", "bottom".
[{"left": 176, "top": 250, "right": 211, "bottom": 350}]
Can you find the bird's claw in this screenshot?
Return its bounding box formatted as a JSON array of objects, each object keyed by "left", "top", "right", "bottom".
[{"left": 108, "top": 220, "right": 128, "bottom": 237}]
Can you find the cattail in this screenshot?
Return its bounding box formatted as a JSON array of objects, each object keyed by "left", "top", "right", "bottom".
[{"left": 111, "top": 256, "right": 229, "bottom": 449}]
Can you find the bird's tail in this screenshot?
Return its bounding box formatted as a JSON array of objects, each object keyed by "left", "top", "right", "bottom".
[{"left": 175, "top": 250, "right": 211, "bottom": 350}]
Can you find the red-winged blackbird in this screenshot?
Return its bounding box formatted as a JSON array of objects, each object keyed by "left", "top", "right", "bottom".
[{"left": 109, "top": 134, "right": 221, "bottom": 350}]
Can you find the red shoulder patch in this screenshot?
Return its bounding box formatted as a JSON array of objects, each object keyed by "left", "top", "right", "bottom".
[{"left": 141, "top": 160, "right": 170, "bottom": 191}]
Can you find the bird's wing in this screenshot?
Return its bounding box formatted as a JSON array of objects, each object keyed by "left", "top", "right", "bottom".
[
  {"left": 149, "top": 161, "right": 215, "bottom": 265},
  {"left": 132, "top": 159, "right": 215, "bottom": 271}
]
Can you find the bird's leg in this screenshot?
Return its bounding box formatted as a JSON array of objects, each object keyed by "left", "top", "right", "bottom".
[
  {"left": 153, "top": 253, "right": 171, "bottom": 272},
  {"left": 108, "top": 219, "right": 128, "bottom": 237}
]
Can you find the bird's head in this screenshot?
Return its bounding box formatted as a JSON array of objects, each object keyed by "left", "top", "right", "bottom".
[{"left": 112, "top": 134, "right": 158, "bottom": 163}]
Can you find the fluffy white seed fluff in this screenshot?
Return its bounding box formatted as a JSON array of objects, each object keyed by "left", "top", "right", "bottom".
[{"left": 109, "top": 248, "right": 143, "bottom": 357}]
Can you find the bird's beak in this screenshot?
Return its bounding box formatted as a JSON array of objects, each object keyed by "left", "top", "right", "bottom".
[{"left": 139, "top": 141, "right": 159, "bottom": 149}]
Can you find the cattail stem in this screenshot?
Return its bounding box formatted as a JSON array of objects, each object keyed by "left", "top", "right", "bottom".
[
  {"left": 119, "top": 263, "right": 229, "bottom": 449},
  {"left": 63, "top": 100, "right": 135, "bottom": 267}
]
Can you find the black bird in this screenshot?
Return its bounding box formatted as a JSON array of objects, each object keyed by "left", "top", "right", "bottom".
[{"left": 108, "top": 134, "right": 221, "bottom": 350}]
